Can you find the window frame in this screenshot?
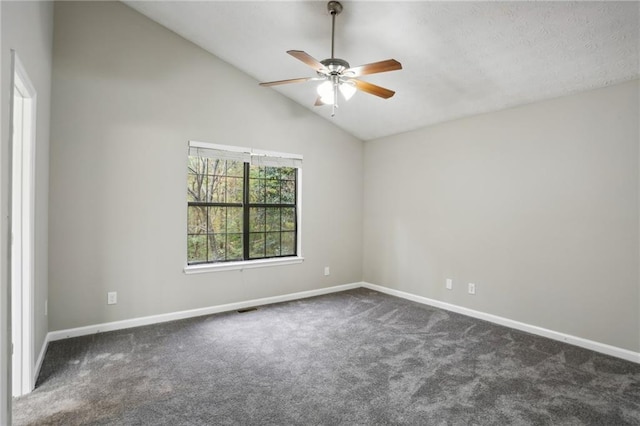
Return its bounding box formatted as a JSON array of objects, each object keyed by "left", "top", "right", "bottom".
[{"left": 184, "top": 141, "right": 304, "bottom": 274}]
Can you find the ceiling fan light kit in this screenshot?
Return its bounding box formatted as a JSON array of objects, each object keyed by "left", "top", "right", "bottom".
[{"left": 259, "top": 1, "right": 402, "bottom": 117}]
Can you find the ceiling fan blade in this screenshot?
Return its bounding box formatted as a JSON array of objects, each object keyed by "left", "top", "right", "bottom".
[
  {"left": 345, "top": 59, "right": 402, "bottom": 77},
  {"left": 287, "top": 50, "right": 327, "bottom": 73},
  {"left": 352, "top": 79, "right": 396, "bottom": 99},
  {"left": 259, "top": 77, "right": 314, "bottom": 87}
]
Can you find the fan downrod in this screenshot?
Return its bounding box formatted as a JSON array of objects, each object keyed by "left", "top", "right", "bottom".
[
  {"left": 327, "top": 1, "right": 343, "bottom": 59},
  {"left": 321, "top": 0, "right": 349, "bottom": 74}
]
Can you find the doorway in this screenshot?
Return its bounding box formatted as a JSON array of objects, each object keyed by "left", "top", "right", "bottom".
[{"left": 10, "top": 51, "right": 36, "bottom": 397}]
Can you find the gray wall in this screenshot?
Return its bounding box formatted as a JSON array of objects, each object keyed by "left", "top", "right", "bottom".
[
  {"left": 1, "top": 0, "right": 53, "bottom": 419},
  {"left": 363, "top": 79, "right": 639, "bottom": 352},
  {"left": 49, "top": 2, "right": 363, "bottom": 331}
]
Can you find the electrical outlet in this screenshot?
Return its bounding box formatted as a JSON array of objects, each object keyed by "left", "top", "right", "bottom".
[
  {"left": 446, "top": 279, "right": 453, "bottom": 290},
  {"left": 468, "top": 283, "right": 476, "bottom": 295},
  {"left": 324, "top": 266, "right": 330, "bottom": 276},
  {"left": 107, "top": 291, "right": 117, "bottom": 305},
  {"left": 44, "top": 299, "right": 48, "bottom": 316}
]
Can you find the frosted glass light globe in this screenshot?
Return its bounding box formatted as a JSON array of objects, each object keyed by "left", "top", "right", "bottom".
[{"left": 317, "top": 80, "right": 335, "bottom": 104}]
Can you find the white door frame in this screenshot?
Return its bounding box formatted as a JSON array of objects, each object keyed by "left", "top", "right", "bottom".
[{"left": 10, "top": 50, "right": 37, "bottom": 397}]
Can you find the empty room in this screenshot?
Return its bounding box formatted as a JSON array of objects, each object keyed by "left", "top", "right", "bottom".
[{"left": 1, "top": 0, "right": 639, "bottom": 424}]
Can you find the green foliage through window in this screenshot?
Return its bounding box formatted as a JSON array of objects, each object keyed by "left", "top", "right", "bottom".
[{"left": 187, "top": 156, "right": 297, "bottom": 264}]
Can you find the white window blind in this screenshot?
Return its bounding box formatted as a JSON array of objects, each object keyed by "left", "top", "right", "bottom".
[
  {"left": 250, "top": 153, "right": 303, "bottom": 169},
  {"left": 188, "top": 141, "right": 303, "bottom": 168},
  {"left": 188, "top": 142, "right": 251, "bottom": 163}
]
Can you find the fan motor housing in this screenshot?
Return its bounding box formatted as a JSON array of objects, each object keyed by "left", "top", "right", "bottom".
[{"left": 320, "top": 58, "right": 350, "bottom": 75}]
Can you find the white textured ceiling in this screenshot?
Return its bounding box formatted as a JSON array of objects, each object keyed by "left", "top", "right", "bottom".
[{"left": 124, "top": 1, "right": 640, "bottom": 141}]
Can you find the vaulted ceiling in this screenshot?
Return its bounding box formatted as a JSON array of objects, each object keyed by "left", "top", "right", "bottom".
[{"left": 124, "top": 1, "right": 639, "bottom": 141}]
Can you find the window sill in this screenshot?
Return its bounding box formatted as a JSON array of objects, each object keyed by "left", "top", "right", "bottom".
[{"left": 184, "top": 256, "right": 304, "bottom": 274}]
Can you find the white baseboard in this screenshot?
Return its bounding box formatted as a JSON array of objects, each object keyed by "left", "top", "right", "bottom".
[
  {"left": 45, "top": 281, "right": 639, "bottom": 364},
  {"left": 47, "top": 282, "right": 363, "bottom": 342},
  {"left": 362, "top": 282, "right": 640, "bottom": 364}
]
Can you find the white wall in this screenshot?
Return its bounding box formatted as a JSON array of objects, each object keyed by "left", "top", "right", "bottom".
[
  {"left": 364, "top": 79, "right": 639, "bottom": 352},
  {"left": 49, "top": 2, "right": 363, "bottom": 331},
  {"left": 1, "top": 0, "right": 53, "bottom": 420}
]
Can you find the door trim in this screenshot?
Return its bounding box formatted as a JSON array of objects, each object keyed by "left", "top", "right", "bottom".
[{"left": 9, "top": 50, "right": 37, "bottom": 397}]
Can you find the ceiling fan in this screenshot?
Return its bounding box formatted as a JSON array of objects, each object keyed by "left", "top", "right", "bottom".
[{"left": 259, "top": 1, "right": 402, "bottom": 117}]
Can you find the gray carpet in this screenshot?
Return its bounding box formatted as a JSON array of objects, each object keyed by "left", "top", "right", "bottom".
[{"left": 13, "top": 288, "right": 640, "bottom": 425}]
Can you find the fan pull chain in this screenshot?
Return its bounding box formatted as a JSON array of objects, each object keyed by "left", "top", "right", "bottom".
[{"left": 331, "top": 79, "right": 339, "bottom": 117}]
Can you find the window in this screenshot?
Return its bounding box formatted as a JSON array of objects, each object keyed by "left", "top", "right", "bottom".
[{"left": 186, "top": 141, "right": 302, "bottom": 269}]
